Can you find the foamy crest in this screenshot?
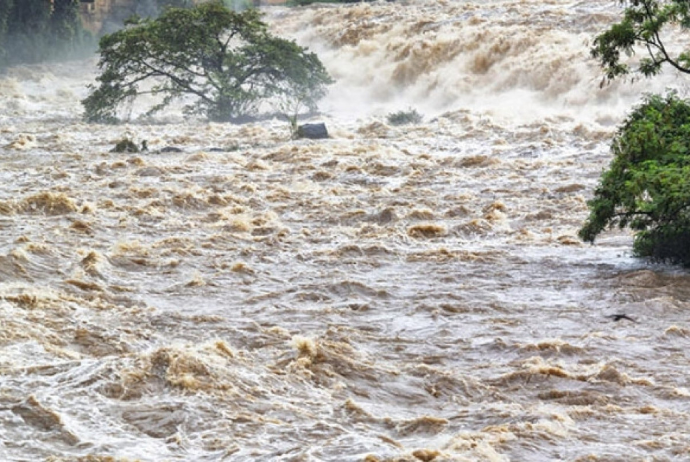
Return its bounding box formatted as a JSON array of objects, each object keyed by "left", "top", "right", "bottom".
[{"left": 268, "top": 0, "right": 690, "bottom": 125}]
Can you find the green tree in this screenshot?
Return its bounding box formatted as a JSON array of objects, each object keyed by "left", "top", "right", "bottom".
[
  {"left": 579, "top": 93, "right": 690, "bottom": 266},
  {"left": 591, "top": 0, "right": 690, "bottom": 81},
  {"left": 82, "top": 1, "right": 333, "bottom": 123},
  {"left": 582, "top": 0, "right": 690, "bottom": 266}
]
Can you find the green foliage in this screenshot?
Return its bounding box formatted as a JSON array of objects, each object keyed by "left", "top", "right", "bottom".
[
  {"left": 585, "top": 1, "right": 690, "bottom": 266},
  {"left": 286, "top": 115, "right": 299, "bottom": 139},
  {"left": 5, "top": 0, "right": 52, "bottom": 64},
  {"left": 592, "top": 0, "right": 690, "bottom": 82},
  {"left": 579, "top": 93, "right": 690, "bottom": 266},
  {"left": 0, "top": 0, "right": 12, "bottom": 66},
  {"left": 82, "top": 1, "right": 333, "bottom": 123},
  {"left": 386, "top": 107, "right": 423, "bottom": 126},
  {"left": 0, "top": 0, "right": 89, "bottom": 69},
  {"left": 50, "top": 0, "right": 83, "bottom": 52}
]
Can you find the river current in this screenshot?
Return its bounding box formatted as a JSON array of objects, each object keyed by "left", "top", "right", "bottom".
[{"left": 1, "top": 1, "right": 690, "bottom": 461}]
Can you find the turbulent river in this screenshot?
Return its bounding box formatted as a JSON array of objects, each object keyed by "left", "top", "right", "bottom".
[{"left": 1, "top": 1, "right": 690, "bottom": 461}]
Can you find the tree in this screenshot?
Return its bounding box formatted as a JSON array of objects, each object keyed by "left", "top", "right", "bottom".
[
  {"left": 581, "top": 0, "right": 690, "bottom": 266},
  {"left": 0, "top": 0, "right": 87, "bottom": 69},
  {"left": 579, "top": 93, "right": 690, "bottom": 266},
  {"left": 5, "top": 0, "right": 53, "bottom": 64},
  {"left": 591, "top": 0, "right": 690, "bottom": 82},
  {"left": 82, "top": 1, "right": 333, "bottom": 123},
  {"left": 50, "top": 0, "right": 83, "bottom": 51}
]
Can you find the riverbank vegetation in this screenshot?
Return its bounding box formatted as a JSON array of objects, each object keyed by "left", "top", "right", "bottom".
[
  {"left": 0, "top": 0, "right": 220, "bottom": 70},
  {"left": 579, "top": 93, "right": 690, "bottom": 266},
  {"left": 582, "top": 0, "right": 690, "bottom": 267},
  {"left": 0, "top": 0, "right": 88, "bottom": 69}
]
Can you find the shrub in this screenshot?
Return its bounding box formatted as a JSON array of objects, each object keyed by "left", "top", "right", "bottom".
[{"left": 386, "top": 108, "right": 423, "bottom": 126}]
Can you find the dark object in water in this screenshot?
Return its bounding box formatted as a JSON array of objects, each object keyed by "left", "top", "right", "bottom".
[
  {"left": 605, "top": 314, "right": 637, "bottom": 323},
  {"left": 297, "top": 123, "right": 329, "bottom": 140},
  {"left": 160, "top": 146, "right": 183, "bottom": 153},
  {"left": 110, "top": 138, "right": 139, "bottom": 153}
]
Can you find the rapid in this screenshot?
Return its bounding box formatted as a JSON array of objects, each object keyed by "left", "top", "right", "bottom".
[{"left": 1, "top": 1, "right": 690, "bottom": 461}]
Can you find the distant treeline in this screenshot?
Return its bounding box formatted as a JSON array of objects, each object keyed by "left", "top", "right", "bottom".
[
  {"left": 0, "top": 0, "right": 90, "bottom": 68},
  {"left": 0, "top": 0, "right": 195, "bottom": 70},
  {"left": 0, "top": 0, "right": 386, "bottom": 70}
]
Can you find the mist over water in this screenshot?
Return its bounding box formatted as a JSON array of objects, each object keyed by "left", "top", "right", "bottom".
[
  {"left": 270, "top": 0, "right": 690, "bottom": 123},
  {"left": 1, "top": 1, "right": 690, "bottom": 461}
]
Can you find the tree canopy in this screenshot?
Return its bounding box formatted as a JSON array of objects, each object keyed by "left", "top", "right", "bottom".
[
  {"left": 592, "top": 0, "right": 690, "bottom": 81},
  {"left": 579, "top": 93, "right": 690, "bottom": 266},
  {"left": 82, "top": 1, "right": 333, "bottom": 123},
  {"left": 583, "top": 1, "right": 690, "bottom": 266}
]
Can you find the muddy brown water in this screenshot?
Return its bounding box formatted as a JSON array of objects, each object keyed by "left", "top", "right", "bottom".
[{"left": 1, "top": 1, "right": 690, "bottom": 461}]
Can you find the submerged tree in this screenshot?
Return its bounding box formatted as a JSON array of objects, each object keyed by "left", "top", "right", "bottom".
[
  {"left": 82, "top": 1, "right": 333, "bottom": 123},
  {"left": 581, "top": 1, "right": 690, "bottom": 266}
]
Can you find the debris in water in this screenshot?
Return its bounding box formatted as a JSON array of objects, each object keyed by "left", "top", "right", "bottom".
[
  {"left": 605, "top": 313, "right": 637, "bottom": 323},
  {"left": 110, "top": 138, "right": 139, "bottom": 153}
]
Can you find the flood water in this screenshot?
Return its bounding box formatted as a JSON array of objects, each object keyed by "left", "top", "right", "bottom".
[{"left": 1, "top": 1, "right": 690, "bottom": 461}]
